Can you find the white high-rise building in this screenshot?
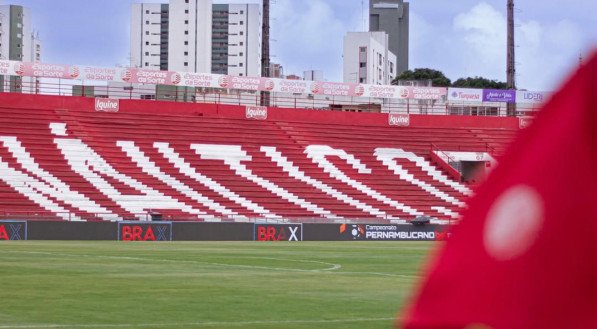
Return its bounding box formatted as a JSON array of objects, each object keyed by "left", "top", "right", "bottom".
[
  {"left": 0, "top": 5, "right": 41, "bottom": 62},
  {"left": 0, "top": 5, "right": 42, "bottom": 93},
  {"left": 131, "top": 1, "right": 261, "bottom": 76},
  {"left": 212, "top": 3, "right": 261, "bottom": 76},
  {"left": 131, "top": 0, "right": 212, "bottom": 73},
  {"left": 343, "top": 31, "right": 396, "bottom": 85}
]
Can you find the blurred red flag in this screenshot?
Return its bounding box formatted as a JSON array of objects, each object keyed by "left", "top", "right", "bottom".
[{"left": 402, "top": 52, "right": 597, "bottom": 329}]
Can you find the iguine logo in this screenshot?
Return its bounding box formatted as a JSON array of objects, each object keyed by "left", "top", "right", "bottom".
[
  {"left": 95, "top": 98, "right": 119, "bottom": 112},
  {"left": 388, "top": 113, "right": 410, "bottom": 126},
  {"left": 245, "top": 106, "right": 267, "bottom": 120}
]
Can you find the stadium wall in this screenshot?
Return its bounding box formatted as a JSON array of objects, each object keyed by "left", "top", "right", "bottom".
[
  {"left": 0, "top": 221, "right": 449, "bottom": 242},
  {"left": 0, "top": 93, "right": 520, "bottom": 129}
]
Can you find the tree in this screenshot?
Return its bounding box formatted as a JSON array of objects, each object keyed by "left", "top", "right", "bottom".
[
  {"left": 452, "top": 76, "right": 508, "bottom": 89},
  {"left": 392, "top": 68, "right": 451, "bottom": 87}
]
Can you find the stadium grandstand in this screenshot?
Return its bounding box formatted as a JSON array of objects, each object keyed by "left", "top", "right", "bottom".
[{"left": 0, "top": 69, "right": 521, "bottom": 224}]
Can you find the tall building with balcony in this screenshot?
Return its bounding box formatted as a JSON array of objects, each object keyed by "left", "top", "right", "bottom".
[
  {"left": 0, "top": 4, "right": 42, "bottom": 93},
  {"left": 131, "top": 0, "right": 212, "bottom": 73},
  {"left": 212, "top": 3, "right": 261, "bottom": 76},
  {"left": 343, "top": 31, "right": 396, "bottom": 85},
  {"left": 131, "top": 1, "right": 261, "bottom": 76}
]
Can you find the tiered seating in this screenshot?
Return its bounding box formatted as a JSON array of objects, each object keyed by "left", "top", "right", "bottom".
[{"left": 0, "top": 95, "right": 519, "bottom": 223}]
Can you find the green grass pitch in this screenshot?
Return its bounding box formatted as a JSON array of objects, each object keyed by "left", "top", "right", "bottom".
[{"left": 0, "top": 241, "right": 436, "bottom": 329}]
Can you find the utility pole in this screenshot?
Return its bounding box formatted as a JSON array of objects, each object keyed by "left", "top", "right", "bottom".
[
  {"left": 506, "top": 0, "right": 517, "bottom": 116},
  {"left": 260, "top": 0, "right": 270, "bottom": 107}
]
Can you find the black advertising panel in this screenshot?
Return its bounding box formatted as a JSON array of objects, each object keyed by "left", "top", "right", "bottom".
[
  {"left": 254, "top": 224, "right": 302, "bottom": 241},
  {"left": 172, "top": 222, "right": 253, "bottom": 241},
  {"left": 27, "top": 221, "right": 116, "bottom": 240},
  {"left": 0, "top": 221, "right": 27, "bottom": 240},
  {"left": 118, "top": 222, "right": 172, "bottom": 241},
  {"left": 338, "top": 224, "right": 449, "bottom": 241}
]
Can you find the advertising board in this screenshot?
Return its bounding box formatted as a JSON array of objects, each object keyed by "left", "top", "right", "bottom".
[{"left": 118, "top": 222, "right": 172, "bottom": 241}]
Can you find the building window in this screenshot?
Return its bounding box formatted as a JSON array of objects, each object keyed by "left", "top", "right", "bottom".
[
  {"left": 185, "top": 9, "right": 189, "bottom": 14},
  {"left": 146, "top": 20, "right": 150, "bottom": 24},
  {"left": 239, "top": 21, "right": 244, "bottom": 25},
  {"left": 239, "top": 41, "right": 243, "bottom": 46},
  {"left": 145, "top": 62, "right": 149, "bottom": 66},
  {"left": 184, "top": 30, "right": 189, "bottom": 35},
  {"left": 184, "top": 41, "right": 188, "bottom": 45},
  {"left": 240, "top": 73, "right": 243, "bottom": 76},
  {"left": 185, "top": 0, "right": 189, "bottom": 3},
  {"left": 146, "top": 31, "right": 149, "bottom": 35},
  {"left": 240, "top": 10, "right": 244, "bottom": 14},
  {"left": 145, "top": 52, "right": 149, "bottom": 55},
  {"left": 185, "top": 20, "right": 188, "bottom": 24},
  {"left": 239, "top": 52, "right": 244, "bottom": 56},
  {"left": 145, "top": 41, "right": 149, "bottom": 45},
  {"left": 359, "top": 62, "right": 366, "bottom": 68},
  {"left": 239, "top": 63, "right": 243, "bottom": 67},
  {"left": 184, "top": 62, "right": 189, "bottom": 66},
  {"left": 239, "top": 31, "right": 244, "bottom": 35},
  {"left": 146, "top": 10, "right": 149, "bottom": 14},
  {"left": 184, "top": 51, "right": 188, "bottom": 56}
]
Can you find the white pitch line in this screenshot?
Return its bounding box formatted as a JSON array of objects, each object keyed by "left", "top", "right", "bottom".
[
  {"left": 4, "top": 251, "right": 342, "bottom": 273},
  {"left": 0, "top": 317, "right": 396, "bottom": 328}
]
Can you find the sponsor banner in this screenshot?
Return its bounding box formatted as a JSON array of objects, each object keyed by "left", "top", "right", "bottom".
[
  {"left": 365, "top": 85, "right": 401, "bottom": 98},
  {"left": 0, "top": 60, "right": 16, "bottom": 75},
  {"left": 388, "top": 113, "right": 410, "bottom": 126},
  {"left": 118, "top": 222, "right": 172, "bottom": 241},
  {"left": 254, "top": 224, "right": 302, "bottom": 241},
  {"left": 95, "top": 98, "right": 119, "bottom": 112},
  {"left": 0, "top": 221, "right": 27, "bottom": 240},
  {"left": 403, "top": 87, "right": 447, "bottom": 100},
  {"left": 272, "top": 78, "right": 310, "bottom": 94},
  {"left": 483, "top": 89, "right": 516, "bottom": 103},
  {"left": 516, "top": 90, "right": 551, "bottom": 104},
  {"left": 310, "top": 81, "right": 362, "bottom": 97},
  {"left": 339, "top": 224, "right": 447, "bottom": 241},
  {"left": 447, "top": 88, "right": 484, "bottom": 102},
  {"left": 245, "top": 106, "right": 267, "bottom": 120},
  {"left": 178, "top": 72, "right": 219, "bottom": 88},
  {"left": 218, "top": 75, "right": 275, "bottom": 91},
  {"left": 80, "top": 66, "right": 119, "bottom": 81},
  {"left": 118, "top": 68, "right": 179, "bottom": 85},
  {"left": 519, "top": 117, "right": 534, "bottom": 129},
  {"left": 14, "top": 62, "right": 80, "bottom": 79},
  {"left": 2, "top": 59, "right": 546, "bottom": 102}
]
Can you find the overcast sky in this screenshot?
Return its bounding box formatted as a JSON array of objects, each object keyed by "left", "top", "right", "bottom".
[{"left": 2, "top": 0, "right": 596, "bottom": 91}]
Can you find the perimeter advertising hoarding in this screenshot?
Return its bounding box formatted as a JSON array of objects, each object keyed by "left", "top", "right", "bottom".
[
  {"left": 482, "top": 89, "right": 516, "bottom": 103},
  {"left": 516, "top": 90, "right": 551, "bottom": 104},
  {"left": 254, "top": 224, "right": 303, "bottom": 241},
  {"left": 447, "top": 88, "right": 484, "bottom": 102},
  {"left": 118, "top": 222, "right": 173, "bottom": 241},
  {"left": 337, "top": 224, "right": 449, "bottom": 241},
  {"left": 0, "top": 221, "right": 27, "bottom": 240}
]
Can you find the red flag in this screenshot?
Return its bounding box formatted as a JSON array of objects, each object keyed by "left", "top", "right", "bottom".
[{"left": 402, "top": 52, "right": 597, "bottom": 329}]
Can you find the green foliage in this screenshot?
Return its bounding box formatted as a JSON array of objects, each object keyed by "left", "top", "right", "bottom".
[
  {"left": 392, "top": 68, "right": 452, "bottom": 87},
  {"left": 392, "top": 68, "right": 509, "bottom": 90},
  {"left": 0, "top": 241, "right": 433, "bottom": 329},
  {"left": 452, "top": 76, "right": 508, "bottom": 89}
]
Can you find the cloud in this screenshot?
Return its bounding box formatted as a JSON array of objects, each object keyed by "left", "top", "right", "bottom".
[
  {"left": 271, "top": 0, "right": 348, "bottom": 80},
  {"left": 447, "top": 2, "right": 584, "bottom": 90},
  {"left": 453, "top": 2, "right": 507, "bottom": 81}
]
